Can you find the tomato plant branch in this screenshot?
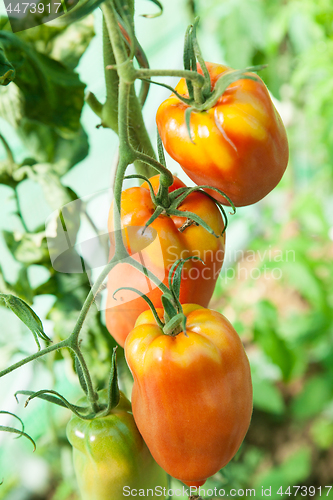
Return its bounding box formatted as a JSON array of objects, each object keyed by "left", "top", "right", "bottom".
[
  {"left": 101, "top": 1, "right": 130, "bottom": 69},
  {"left": 136, "top": 68, "right": 205, "bottom": 87},
  {"left": 14, "top": 187, "right": 30, "bottom": 234},
  {"left": 0, "top": 339, "right": 68, "bottom": 378}
]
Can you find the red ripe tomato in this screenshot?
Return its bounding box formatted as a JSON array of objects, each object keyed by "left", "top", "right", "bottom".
[
  {"left": 156, "top": 62, "right": 289, "bottom": 207},
  {"left": 125, "top": 304, "right": 253, "bottom": 487},
  {"left": 105, "top": 176, "right": 225, "bottom": 347}
]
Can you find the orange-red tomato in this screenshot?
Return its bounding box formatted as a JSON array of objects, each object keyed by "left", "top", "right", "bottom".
[
  {"left": 125, "top": 304, "right": 253, "bottom": 487},
  {"left": 156, "top": 62, "right": 289, "bottom": 207},
  {"left": 105, "top": 176, "right": 225, "bottom": 347}
]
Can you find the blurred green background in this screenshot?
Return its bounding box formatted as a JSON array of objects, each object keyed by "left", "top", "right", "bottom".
[{"left": 0, "top": 0, "right": 333, "bottom": 498}]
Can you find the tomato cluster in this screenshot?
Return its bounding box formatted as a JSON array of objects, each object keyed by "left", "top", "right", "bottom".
[
  {"left": 68, "top": 57, "right": 288, "bottom": 498},
  {"left": 101, "top": 61, "right": 288, "bottom": 490}
]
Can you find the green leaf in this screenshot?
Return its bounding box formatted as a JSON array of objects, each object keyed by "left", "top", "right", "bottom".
[
  {"left": 14, "top": 162, "right": 77, "bottom": 209},
  {"left": 3, "top": 231, "right": 50, "bottom": 266},
  {"left": 11, "top": 267, "right": 34, "bottom": 304},
  {"left": 291, "top": 376, "right": 333, "bottom": 421},
  {"left": 15, "top": 16, "right": 95, "bottom": 70},
  {"left": 52, "top": 0, "right": 106, "bottom": 25},
  {"left": 254, "top": 301, "right": 296, "bottom": 381},
  {"left": 0, "top": 31, "right": 85, "bottom": 136},
  {"left": 310, "top": 418, "right": 333, "bottom": 450},
  {"left": 254, "top": 447, "right": 311, "bottom": 495},
  {"left": 0, "top": 265, "right": 33, "bottom": 303},
  {"left": 0, "top": 79, "right": 23, "bottom": 129},
  {"left": 252, "top": 377, "right": 285, "bottom": 415},
  {"left": 281, "top": 259, "right": 326, "bottom": 310},
  {"left": 0, "top": 159, "right": 17, "bottom": 188},
  {"left": 17, "top": 120, "right": 89, "bottom": 172},
  {"left": 0, "top": 46, "right": 15, "bottom": 86},
  {"left": 0, "top": 293, "right": 50, "bottom": 349}
]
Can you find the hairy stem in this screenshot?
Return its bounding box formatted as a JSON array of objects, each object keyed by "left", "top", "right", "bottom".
[{"left": 0, "top": 339, "right": 69, "bottom": 378}]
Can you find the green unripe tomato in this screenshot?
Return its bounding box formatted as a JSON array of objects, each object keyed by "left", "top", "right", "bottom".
[{"left": 66, "top": 390, "right": 167, "bottom": 500}]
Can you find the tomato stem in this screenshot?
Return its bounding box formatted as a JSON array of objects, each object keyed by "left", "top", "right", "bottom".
[
  {"left": 102, "top": 0, "right": 156, "bottom": 178},
  {"left": 136, "top": 67, "right": 205, "bottom": 86}
]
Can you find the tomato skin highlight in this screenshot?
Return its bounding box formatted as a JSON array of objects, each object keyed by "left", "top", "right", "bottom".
[
  {"left": 105, "top": 175, "right": 225, "bottom": 347},
  {"left": 125, "top": 304, "right": 253, "bottom": 487},
  {"left": 66, "top": 390, "right": 167, "bottom": 500},
  {"left": 156, "top": 62, "right": 289, "bottom": 207}
]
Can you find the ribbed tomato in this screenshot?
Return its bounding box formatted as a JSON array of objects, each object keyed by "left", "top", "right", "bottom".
[
  {"left": 125, "top": 304, "right": 253, "bottom": 487},
  {"left": 156, "top": 62, "right": 289, "bottom": 207}
]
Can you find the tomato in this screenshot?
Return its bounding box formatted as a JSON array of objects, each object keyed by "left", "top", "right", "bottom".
[
  {"left": 156, "top": 62, "right": 289, "bottom": 207},
  {"left": 66, "top": 390, "right": 167, "bottom": 500},
  {"left": 125, "top": 304, "right": 253, "bottom": 487},
  {"left": 105, "top": 175, "right": 225, "bottom": 347}
]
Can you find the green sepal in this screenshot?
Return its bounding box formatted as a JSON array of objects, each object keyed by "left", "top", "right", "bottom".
[
  {"left": 138, "top": 78, "right": 193, "bottom": 106},
  {"left": 161, "top": 293, "right": 178, "bottom": 324},
  {"left": 167, "top": 260, "right": 183, "bottom": 311},
  {"left": 157, "top": 129, "right": 167, "bottom": 168},
  {"left": 113, "top": 287, "right": 164, "bottom": 329},
  {"left": 141, "top": 206, "right": 165, "bottom": 234},
  {"left": 187, "top": 185, "right": 236, "bottom": 213},
  {"left": 168, "top": 208, "right": 219, "bottom": 238},
  {"left": 0, "top": 294, "right": 51, "bottom": 351},
  {"left": 0, "top": 410, "right": 24, "bottom": 435},
  {"left": 170, "top": 256, "right": 203, "bottom": 305},
  {"left": 191, "top": 18, "right": 211, "bottom": 98},
  {"left": 169, "top": 184, "right": 236, "bottom": 236},
  {"left": 124, "top": 174, "right": 158, "bottom": 205},
  {"left": 0, "top": 411, "right": 36, "bottom": 451},
  {"left": 183, "top": 24, "right": 195, "bottom": 101},
  {"left": 15, "top": 390, "right": 94, "bottom": 419},
  {"left": 163, "top": 313, "right": 187, "bottom": 336},
  {"left": 108, "top": 348, "right": 120, "bottom": 410},
  {"left": 97, "top": 348, "right": 120, "bottom": 417},
  {"left": 201, "top": 65, "right": 266, "bottom": 111},
  {"left": 184, "top": 107, "right": 195, "bottom": 144},
  {"left": 168, "top": 187, "right": 190, "bottom": 203},
  {"left": 141, "top": 0, "right": 163, "bottom": 18}
]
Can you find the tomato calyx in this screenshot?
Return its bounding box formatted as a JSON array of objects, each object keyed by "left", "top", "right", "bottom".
[
  {"left": 114, "top": 257, "right": 203, "bottom": 337},
  {"left": 124, "top": 173, "right": 235, "bottom": 237}
]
